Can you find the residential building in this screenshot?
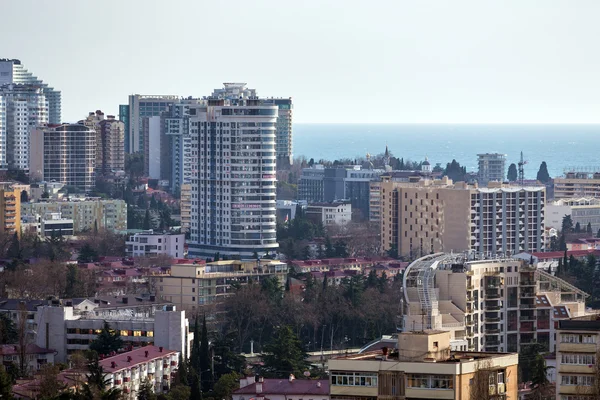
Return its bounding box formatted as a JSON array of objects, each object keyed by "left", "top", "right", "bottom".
[
  {"left": 369, "top": 180, "right": 382, "bottom": 223},
  {"left": 21, "top": 198, "right": 127, "bottom": 233},
  {"left": 298, "top": 165, "right": 325, "bottom": 202},
  {"left": 276, "top": 200, "right": 306, "bottom": 222},
  {"left": 477, "top": 153, "right": 506, "bottom": 184},
  {"left": 125, "top": 230, "right": 185, "bottom": 259},
  {"left": 144, "top": 116, "right": 162, "bottom": 179},
  {"left": 0, "top": 84, "right": 48, "bottom": 170},
  {"left": 380, "top": 177, "right": 546, "bottom": 258},
  {"left": 187, "top": 83, "right": 278, "bottom": 258},
  {"left": 119, "top": 104, "right": 130, "bottom": 153},
  {"left": 82, "top": 110, "right": 125, "bottom": 174},
  {"left": 306, "top": 201, "right": 352, "bottom": 226},
  {"left": 30, "top": 123, "right": 96, "bottom": 191},
  {"left": 0, "top": 344, "right": 54, "bottom": 375},
  {"left": 126, "top": 94, "right": 179, "bottom": 153},
  {"left": 345, "top": 167, "right": 384, "bottom": 219},
  {"left": 0, "top": 183, "right": 21, "bottom": 235},
  {"left": 556, "top": 315, "right": 600, "bottom": 399},
  {"left": 328, "top": 330, "right": 519, "bottom": 400},
  {"left": 402, "top": 253, "right": 587, "bottom": 354},
  {"left": 155, "top": 259, "right": 288, "bottom": 312},
  {"left": 99, "top": 345, "right": 179, "bottom": 397},
  {"left": 0, "top": 59, "right": 60, "bottom": 124},
  {"left": 546, "top": 197, "right": 600, "bottom": 233},
  {"left": 553, "top": 169, "right": 600, "bottom": 199},
  {"left": 233, "top": 376, "right": 328, "bottom": 400},
  {"left": 39, "top": 212, "right": 74, "bottom": 237},
  {"left": 271, "top": 98, "right": 293, "bottom": 168},
  {"left": 180, "top": 183, "right": 191, "bottom": 233}
]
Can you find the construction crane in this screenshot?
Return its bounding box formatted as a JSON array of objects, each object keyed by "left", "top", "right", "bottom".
[{"left": 518, "top": 151, "right": 528, "bottom": 186}]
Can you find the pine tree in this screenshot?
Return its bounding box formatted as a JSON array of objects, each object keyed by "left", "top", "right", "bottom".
[
  {"left": 89, "top": 322, "right": 123, "bottom": 356},
  {"left": 507, "top": 163, "right": 518, "bottom": 182},
  {"left": 557, "top": 258, "right": 563, "bottom": 276},
  {"left": 0, "top": 366, "right": 12, "bottom": 400},
  {"left": 261, "top": 326, "right": 308, "bottom": 377},
  {"left": 189, "top": 374, "right": 202, "bottom": 400},
  {"left": 563, "top": 249, "right": 569, "bottom": 273},
  {"left": 143, "top": 209, "right": 152, "bottom": 230},
  {"left": 137, "top": 378, "right": 156, "bottom": 400},
  {"left": 575, "top": 222, "right": 581, "bottom": 233},
  {"left": 536, "top": 161, "right": 551, "bottom": 184},
  {"left": 587, "top": 222, "right": 593, "bottom": 235},
  {"left": 173, "top": 353, "right": 189, "bottom": 386},
  {"left": 199, "top": 315, "right": 211, "bottom": 391},
  {"left": 190, "top": 319, "right": 201, "bottom": 374}
]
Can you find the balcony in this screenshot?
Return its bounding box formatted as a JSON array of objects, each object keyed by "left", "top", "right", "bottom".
[
  {"left": 519, "top": 302, "right": 535, "bottom": 310},
  {"left": 520, "top": 289, "right": 535, "bottom": 298},
  {"left": 485, "top": 291, "right": 501, "bottom": 300},
  {"left": 520, "top": 314, "right": 536, "bottom": 321}
]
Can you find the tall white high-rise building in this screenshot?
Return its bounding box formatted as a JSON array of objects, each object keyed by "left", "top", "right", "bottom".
[
  {"left": 478, "top": 153, "right": 507, "bottom": 184},
  {"left": 187, "top": 83, "right": 278, "bottom": 258},
  {"left": 0, "top": 84, "right": 48, "bottom": 170},
  {"left": 0, "top": 59, "right": 60, "bottom": 124},
  {"left": 125, "top": 94, "right": 179, "bottom": 153}
]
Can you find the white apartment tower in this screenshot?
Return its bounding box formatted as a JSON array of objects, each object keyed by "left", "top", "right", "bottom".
[
  {"left": 126, "top": 94, "right": 179, "bottom": 153},
  {"left": 0, "top": 59, "right": 60, "bottom": 124},
  {"left": 188, "top": 83, "right": 278, "bottom": 258},
  {"left": 478, "top": 153, "right": 507, "bottom": 184},
  {"left": 0, "top": 84, "right": 48, "bottom": 170}
]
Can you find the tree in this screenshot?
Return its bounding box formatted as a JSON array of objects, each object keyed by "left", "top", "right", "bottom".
[
  {"left": 199, "top": 315, "right": 211, "bottom": 391},
  {"left": 324, "top": 237, "right": 335, "bottom": 258},
  {"left": 38, "top": 364, "right": 63, "bottom": 399},
  {"left": 213, "top": 372, "right": 241, "bottom": 400},
  {"left": 190, "top": 320, "right": 201, "bottom": 374},
  {"left": 89, "top": 322, "right": 123, "bottom": 356},
  {"left": 507, "top": 163, "right": 518, "bottom": 182},
  {"left": 78, "top": 243, "right": 99, "bottom": 263},
  {"left": 168, "top": 385, "right": 191, "bottom": 400},
  {"left": 528, "top": 353, "right": 554, "bottom": 399},
  {"left": 0, "top": 314, "right": 17, "bottom": 344},
  {"left": 138, "top": 378, "right": 157, "bottom": 400},
  {"left": 587, "top": 222, "right": 593, "bottom": 235},
  {"left": 562, "top": 215, "right": 574, "bottom": 233},
  {"left": 261, "top": 325, "right": 308, "bottom": 377},
  {"left": 189, "top": 374, "right": 202, "bottom": 400},
  {"left": 143, "top": 209, "right": 152, "bottom": 230},
  {"left": 173, "top": 353, "right": 189, "bottom": 387},
  {"left": 6, "top": 233, "right": 20, "bottom": 261},
  {"left": 469, "top": 360, "right": 494, "bottom": 400},
  {"left": 0, "top": 366, "right": 12, "bottom": 400},
  {"left": 597, "top": 229, "right": 600, "bottom": 238},
  {"left": 575, "top": 222, "right": 581, "bottom": 233},
  {"left": 20, "top": 190, "right": 28, "bottom": 203},
  {"left": 536, "top": 161, "right": 550, "bottom": 184}
]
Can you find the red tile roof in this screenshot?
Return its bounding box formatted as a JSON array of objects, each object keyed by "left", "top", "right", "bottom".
[
  {"left": 0, "top": 344, "right": 54, "bottom": 355},
  {"left": 531, "top": 250, "right": 600, "bottom": 260},
  {"left": 234, "top": 379, "right": 329, "bottom": 396},
  {"left": 98, "top": 345, "right": 178, "bottom": 373}
]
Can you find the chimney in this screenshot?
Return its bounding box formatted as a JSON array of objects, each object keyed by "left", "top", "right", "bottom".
[
  {"left": 145, "top": 350, "right": 149, "bottom": 358},
  {"left": 289, "top": 374, "right": 295, "bottom": 382},
  {"left": 122, "top": 297, "right": 128, "bottom": 304},
  {"left": 127, "top": 356, "right": 132, "bottom": 363},
  {"left": 149, "top": 295, "right": 156, "bottom": 302},
  {"left": 317, "top": 382, "right": 321, "bottom": 388},
  {"left": 159, "top": 346, "right": 163, "bottom": 352},
  {"left": 256, "top": 381, "right": 263, "bottom": 394},
  {"left": 111, "top": 361, "right": 116, "bottom": 368}
]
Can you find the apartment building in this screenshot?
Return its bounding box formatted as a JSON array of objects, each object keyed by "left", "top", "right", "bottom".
[
  {"left": 125, "top": 230, "right": 185, "bottom": 258},
  {"left": 100, "top": 345, "right": 179, "bottom": 398},
  {"left": 546, "top": 197, "right": 600, "bottom": 233},
  {"left": 272, "top": 98, "right": 293, "bottom": 168},
  {"left": 0, "top": 344, "right": 54, "bottom": 375},
  {"left": 154, "top": 259, "right": 288, "bottom": 312},
  {"left": 187, "top": 83, "right": 278, "bottom": 258},
  {"left": 180, "top": 183, "right": 191, "bottom": 233},
  {"left": 30, "top": 123, "right": 96, "bottom": 191},
  {"left": 477, "top": 153, "right": 506, "bottom": 184},
  {"left": 125, "top": 94, "right": 179, "bottom": 153},
  {"left": 402, "top": 253, "right": 587, "bottom": 354},
  {"left": 0, "top": 183, "right": 20, "bottom": 235},
  {"left": 380, "top": 177, "right": 545, "bottom": 258},
  {"left": 553, "top": 170, "right": 600, "bottom": 199},
  {"left": 0, "top": 59, "right": 60, "bottom": 124},
  {"left": 328, "top": 330, "right": 518, "bottom": 400},
  {"left": 22, "top": 198, "right": 127, "bottom": 233},
  {"left": 556, "top": 316, "right": 600, "bottom": 399},
  {"left": 306, "top": 201, "right": 352, "bottom": 226},
  {"left": 82, "top": 110, "right": 125, "bottom": 174}
]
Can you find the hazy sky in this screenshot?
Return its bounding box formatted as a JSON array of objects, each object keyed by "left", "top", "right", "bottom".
[{"left": 2, "top": 0, "right": 599, "bottom": 123}]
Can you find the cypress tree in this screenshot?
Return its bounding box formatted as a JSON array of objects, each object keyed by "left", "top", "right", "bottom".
[
  {"left": 199, "top": 315, "right": 211, "bottom": 391},
  {"left": 190, "top": 319, "right": 201, "bottom": 374}
]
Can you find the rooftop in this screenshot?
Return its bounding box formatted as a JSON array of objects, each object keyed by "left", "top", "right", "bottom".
[
  {"left": 234, "top": 379, "right": 329, "bottom": 396},
  {"left": 98, "top": 345, "right": 178, "bottom": 373}
]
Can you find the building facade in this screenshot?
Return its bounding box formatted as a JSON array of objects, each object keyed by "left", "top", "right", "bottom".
[
  {"left": 328, "top": 330, "right": 519, "bottom": 400},
  {"left": 553, "top": 170, "right": 600, "bottom": 199},
  {"left": 556, "top": 316, "right": 600, "bottom": 399},
  {"left": 125, "top": 230, "right": 185, "bottom": 258},
  {"left": 127, "top": 94, "right": 179, "bottom": 153},
  {"left": 380, "top": 177, "right": 546, "bottom": 258},
  {"left": 30, "top": 123, "right": 96, "bottom": 191},
  {"left": 82, "top": 110, "right": 125, "bottom": 174},
  {"left": 306, "top": 202, "right": 352, "bottom": 226},
  {"left": 22, "top": 198, "right": 127, "bottom": 233},
  {"left": 187, "top": 83, "right": 278, "bottom": 258},
  {"left": 298, "top": 165, "right": 325, "bottom": 203},
  {"left": 546, "top": 197, "right": 600, "bottom": 233},
  {"left": 272, "top": 98, "right": 293, "bottom": 168},
  {"left": 0, "top": 84, "right": 48, "bottom": 170},
  {"left": 477, "top": 153, "right": 506, "bottom": 184},
  {"left": 0, "top": 183, "right": 21, "bottom": 235},
  {"left": 180, "top": 183, "right": 191, "bottom": 233},
  {"left": 0, "top": 59, "right": 60, "bottom": 124}
]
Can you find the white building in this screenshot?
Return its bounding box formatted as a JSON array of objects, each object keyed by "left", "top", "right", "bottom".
[
  {"left": 99, "top": 345, "right": 179, "bottom": 398},
  {"left": 0, "top": 84, "right": 48, "bottom": 170},
  {"left": 187, "top": 83, "right": 278, "bottom": 258},
  {"left": 306, "top": 202, "right": 352, "bottom": 226},
  {"left": 0, "top": 344, "right": 55, "bottom": 375},
  {"left": 126, "top": 94, "right": 179, "bottom": 153},
  {"left": 82, "top": 110, "right": 125, "bottom": 175},
  {"left": 30, "top": 123, "right": 96, "bottom": 191},
  {"left": 126, "top": 230, "right": 185, "bottom": 258},
  {"left": 546, "top": 197, "right": 600, "bottom": 233},
  {"left": 0, "top": 59, "right": 60, "bottom": 124},
  {"left": 477, "top": 153, "right": 507, "bottom": 184},
  {"left": 39, "top": 212, "right": 74, "bottom": 237}
]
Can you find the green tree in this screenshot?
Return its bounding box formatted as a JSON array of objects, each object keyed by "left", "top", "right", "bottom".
[
  {"left": 386, "top": 243, "right": 398, "bottom": 259},
  {"left": 189, "top": 374, "right": 202, "bottom": 400},
  {"left": 324, "top": 237, "right": 335, "bottom": 258},
  {"left": 597, "top": 229, "right": 600, "bottom": 238},
  {"left": 443, "top": 159, "right": 467, "bottom": 182},
  {"left": 173, "top": 354, "right": 189, "bottom": 387},
  {"left": 562, "top": 215, "right": 574, "bottom": 233},
  {"left": 78, "top": 243, "right": 99, "bottom": 263},
  {"left": 507, "top": 163, "right": 518, "bottom": 182},
  {"left": 137, "top": 378, "right": 157, "bottom": 400},
  {"left": 168, "top": 385, "right": 191, "bottom": 400},
  {"left": 0, "top": 314, "right": 17, "bottom": 344},
  {"left": 261, "top": 325, "right": 308, "bottom": 377},
  {"left": 89, "top": 322, "right": 123, "bottom": 356},
  {"left": 39, "top": 364, "right": 63, "bottom": 399},
  {"left": 6, "top": 233, "right": 20, "bottom": 260},
  {"left": 20, "top": 190, "right": 28, "bottom": 203},
  {"left": 587, "top": 222, "right": 593, "bottom": 235},
  {"left": 213, "top": 372, "right": 241, "bottom": 400},
  {"left": 575, "top": 222, "right": 581, "bottom": 233},
  {"left": 536, "top": 161, "right": 550, "bottom": 184},
  {"left": 199, "top": 315, "right": 211, "bottom": 391},
  {"left": 190, "top": 320, "right": 201, "bottom": 374},
  {"left": 0, "top": 366, "right": 12, "bottom": 400},
  {"left": 143, "top": 209, "right": 152, "bottom": 230}
]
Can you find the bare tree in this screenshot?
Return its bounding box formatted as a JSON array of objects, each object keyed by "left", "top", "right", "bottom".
[
  {"left": 469, "top": 359, "right": 494, "bottom": 400},
  {"left": 16, "top": 302, "right": 30, "bottom": 377}
]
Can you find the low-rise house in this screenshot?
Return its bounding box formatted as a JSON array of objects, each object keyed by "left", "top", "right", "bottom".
[
  {"left": 0, "top": 344, "right": 54, "bottom": 375},
  {"left": 126, "top": 230, "right": 185, "bottom": 259},
  {"left": 233, "top": 376, "right": 329, "bottom": 400}
]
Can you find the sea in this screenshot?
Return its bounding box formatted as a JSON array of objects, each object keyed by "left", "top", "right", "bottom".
[{"left": 293, "top": 124, "right": 600, "bottom": 179}]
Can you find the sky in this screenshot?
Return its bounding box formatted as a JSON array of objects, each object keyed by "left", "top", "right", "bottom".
[{"left": 1, "top": 0, "right": 600, "bottom": 124}]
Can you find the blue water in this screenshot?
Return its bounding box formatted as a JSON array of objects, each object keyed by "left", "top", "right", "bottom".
[{"left": 293, "top": 124, "right": 600, "bottom": 179}]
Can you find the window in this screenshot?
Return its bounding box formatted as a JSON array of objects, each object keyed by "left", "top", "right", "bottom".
[
  {"left": 561, "top": 334, "right": 597, "bottom": 344},
  {"left": 407, "top": 374, "right": 453, "bottom": 389},
  {"left": 561, "top": 375, "right": 593, "bottom": 386},
  {"left": 330, "top": 372, "right": 378, "bottom": 387},
  {"left": 561, "top": 353, "right": 596, "bottom": 365}
]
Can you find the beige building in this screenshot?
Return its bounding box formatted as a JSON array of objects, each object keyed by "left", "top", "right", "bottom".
[
  {"left": 0, "top": 183, "right": 21, "bottom": 236},
  {"left": 82, "top": 110, "right": 125, "bottom": 175},
  {"left": 554, "top": 170, "right": 600, "bottom": 199},
  {"left": 154, "top": 259, "right": 288, "bottom": 313},
  {"left": 328, "top": 330, "right": 518, "bottom": 400},
  {"left": 403, "top": 253, "right": 587, "bottom": 354},
  {"left": 22, "top": 198, "right": 127, "bottom": 233},
  {"left": 556, "top": 315, "right": 600, "bottom": 399},
  {"left": 380, "top": 177, "right": 545, "bottom": 258},
  {"left": 180, "top": 183, "right": 191, "bottom": 233}
]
